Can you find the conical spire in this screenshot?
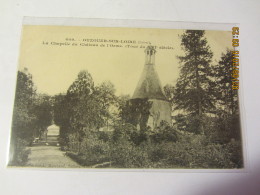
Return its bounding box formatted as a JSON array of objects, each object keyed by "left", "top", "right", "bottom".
[{"left": 132, "top": 46, "right": 166, "bottom": 100}]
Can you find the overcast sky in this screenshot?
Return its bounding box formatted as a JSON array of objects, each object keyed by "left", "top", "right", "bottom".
[{"left": 19, "top": 25, "right": 232, "bottom": 96}]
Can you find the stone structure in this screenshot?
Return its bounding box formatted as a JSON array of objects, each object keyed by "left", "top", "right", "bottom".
[
  {"left": 46, "top": 124, "right": 60, "bottom": 146},
  {"left": 132, "top": 46, "right": 171, "bottom": 129}
]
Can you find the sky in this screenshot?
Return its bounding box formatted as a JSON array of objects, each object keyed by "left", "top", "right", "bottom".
[{"left": 18, "top": 25, "right": 232, "bottom": 96}]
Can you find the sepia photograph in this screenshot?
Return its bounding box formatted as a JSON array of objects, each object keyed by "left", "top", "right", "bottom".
[{"left": 8, "top": 25, "right": 243, "bottom": 169}]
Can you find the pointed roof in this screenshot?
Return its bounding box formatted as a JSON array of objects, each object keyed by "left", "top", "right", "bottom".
[{"left": 132, "top": 46, "right": 167, "bottom": 100}]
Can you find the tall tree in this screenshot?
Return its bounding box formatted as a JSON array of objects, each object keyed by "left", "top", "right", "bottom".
[
  {"left": 33, "top": 94, "right": 53, "bottom": 138},
  {"left": 10, "top": 70, "right": 36, "bottom": 165},
  {"left": 66, "top": 70, "right": 96, "bottom": 132},
  {"left": 94, "top": 81, "right": 117, "bottom": 124},
  {"left": 214, "top": 50, "right": 239, "bottom": 115},
  {"left": 163, "top": 84, "right": 175, "bottom": 112},
  {"left": 53, "top": 93, "right": 69, "bottom": 141},
  {"left": 174, "top": 30, "right": 214, "bottom": 133},
  {"left": 64, "top": 70, "right": 118, "bottom": 152},
  {"left": 11, "top": 70, "right": 36, "bottom": 140},
  {"left": 65, "top": 70, "right": 97, "bottom": 153},
  {"left": 213, "top": 50, "right": 241, "bottom": 141}
]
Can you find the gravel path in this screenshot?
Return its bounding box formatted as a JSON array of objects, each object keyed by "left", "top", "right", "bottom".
[{"left": 27, "top": 144, "right": 82, "bottom": 168}]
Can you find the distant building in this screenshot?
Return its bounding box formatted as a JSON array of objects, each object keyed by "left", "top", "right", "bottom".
[
  {"left": 46, "top": 124, "right": 60, "bottom": 146},
  {"left": 47, "top": 124, "right": 60, "bottom": 136},
  {"left": 132, "top": 46, "right": 171, "bottom": 129}
]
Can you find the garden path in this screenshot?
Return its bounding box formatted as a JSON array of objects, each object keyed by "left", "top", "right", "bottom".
[{"left": 27, "top": 141, "right": 82, "bottom": 168}]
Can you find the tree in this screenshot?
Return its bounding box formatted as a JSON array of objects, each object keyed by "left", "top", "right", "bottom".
[
  {"left": 120, "top": 98, "right": 152, "bottom": 131},
  {"left": 174, "top": 30, "right": 214, "bottom": 133},
  {"left": 163, "top": 84, "right": 175, "bottom": 113},
  {"left": 9, "top": 70, "right": 36, "bottom": 165},
  {"left": 94, "top": 81, "right": 117, "bottom": 126},
  {"left": 214, "top": 50, "right": 239, "bottom": 115},
  {"left": 53, "top": 93, "right": 70, "bottom": 143},
  {"left": 66, "top": 70, "right": 99, "bottom": 128},
  {"left": 66, "top": 70, "right": 96, "bottom": 151},
  {"left": 63, "top": 70, "right": 118, "bottom": 153},
  {"left": 212, "top": 50, "right": 241, "bottom": 141},
  {"left": 163, "top": 84, "right": 175, "bottom": 103},
  {"left": 33, "top": 94, "right": 53, "bottom": 138}
]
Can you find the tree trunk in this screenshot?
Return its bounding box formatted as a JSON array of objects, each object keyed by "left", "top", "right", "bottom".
[{"left": 195, "top": 62, "right": 203, "bottom": 134}]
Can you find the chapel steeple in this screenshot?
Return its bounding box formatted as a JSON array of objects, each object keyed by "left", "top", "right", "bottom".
[
  {"left": 132, "top": 46, "right": 166, "bottom": 100},
  {"left": 145, "top": 46, "right": 156, "bottom": 65},
  {"left": 131, "top": 46, "right": 172, "bottom": 129}
]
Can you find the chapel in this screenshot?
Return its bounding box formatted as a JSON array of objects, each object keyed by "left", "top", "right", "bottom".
[{"left": 132, "top": 46, "right": 171, "bottom": 129}]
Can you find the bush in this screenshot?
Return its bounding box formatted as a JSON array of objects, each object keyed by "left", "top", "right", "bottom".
[
  {"left": 173, "top": 114, "right": 202, "bottom": 134},
  {"left": 64, "top": 122, "right": 242, "bottom": 169},
  {"left": 9, "top": 138, "right": 31, "bottom": 166},
  {"left": 204, "top": 114, "right": 242, "bottom": 144},
  {"left": 158, "top": 134, "right": 237, "bottom": 168},
  {"left": 151, "top": 121, "right": 178, "bottom": 143},
  {"left": 110, "top": 139, "right": 151, "bottom": 168},
  {"left": 66, "top": 132, "right": 111, "bottom": 166},
  {"left": 226, "top": 140, "right": 243, "bottom": 168}
]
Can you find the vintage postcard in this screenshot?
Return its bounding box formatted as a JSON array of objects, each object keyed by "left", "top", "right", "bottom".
[{"left": 8, "top": 19, "right": 244, "bottom": 169}]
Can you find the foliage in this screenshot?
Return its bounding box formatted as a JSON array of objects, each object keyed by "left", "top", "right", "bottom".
[
  {"left": 163, "top": 84, "right": 175, "bottom": 102},
  {"left": 50, "top": 65, "right": 243, "bottom": 169},
  {"left": 66, "top": 70, "right": 98, "bottom": 131},
  {"left": 163, "top": 84, "right": 175, "bottom": 111},
  {"left": 112, "top": 122, "right": 138, "bottom": 143},
  {"left": 173, "top": 30, "right": 215, "bottom": 134},
  {"left": 11, "top": 71, "right": 36, "bottom": 141},
  {"left": 10, "top": 38, "right": 244, "bottom": 169},
  {"left": 59, "top": 68, "right": 243, "bottom": 169},
  {"left": 73, "top": 72, "right": 115, "bottom": 126},
  {"left": 10, "top": 70, "right": 36, "bottom": 165},
  {"left": 66, "top": 131, "right": 111, "bottom": 166},
  {"left": 120, "top": 98, "right": 152, "bottom": 130},
  {"left": 110, "top": 139, "right": 151, "bottom": 168},
  {"left": 213, "top": 50, "right": 239, "bottom": 115},
  {"left": 151, "top": 121, "right": 179, "bottom": 143},
  {"left": 174, "top": 30, "right": 214, "bottom": 114},
  {"left": 53, "top": 93, "right": 70, "bottom": 143},
  {"left": 53, "top": 71, "right": 118, "bottom": 154},
  {"left": 53, "top": 71, "right": 116, "bottom": 148},
  {"left": 95, "top": 81, "right": 116, "bottom": 113},
  {"left": 9, "top": 138, "right": 31, "bottom": 166},
  {"left": 10, "top": 70, "right": 54, "bottom": 166},
  {"left": 206, "top": 113, "right": 241, "bottom": 144},
  {"left": 146, "top": 134, "right": 241, "bottom": 169},
  {"left": 53, "top": 94, "right": 68, "bottom": 127},
  {"left": 208, "top": 50, "right": 241, "bottom": 143},
  {"left": 227, "top": 140, "right": 244, "bottom": 168},
  {"left": 64, "top": 115, "right": 243, "bottom": 169},
  {"left": 32, "top": 94, "right": 53, "bottom": 138},
  {"left": 173, "top": 114, "right": 204, "bottom": 134},
  {"left": 116, "top": 94, "right": 131, "bottom": 119}
]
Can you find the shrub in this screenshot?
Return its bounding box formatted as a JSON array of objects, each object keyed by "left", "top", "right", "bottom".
[
  {"left": 9, "top": 138, "right": 31, "bottom": 166},
  {"left": 110, "top": 139, "right": 151, "bottom": 168},
  {"left": 65, "top": 121, "right": 242, "bottom": 169},
  {"left": 226, "top": 140, "right": 243, "bottom": 168},
  {"left": 173, "top": 114, "right": 202, "bottom": 134},
  {"left": 151, "top": 121, "right": 178, "bottom": 143},
  {"left": 112, "top": 122, "right": 140, "bottom": 144},
  {"left": 67, "top": 132, "right": 111, "bottom": 166},
  {"left": 160, "top": 134, "right": 237, "bottom": 168}
]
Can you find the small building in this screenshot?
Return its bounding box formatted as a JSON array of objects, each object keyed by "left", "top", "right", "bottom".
[
  {"left": 132, "top": 46, "right": 171, "bottom": 129},
  {"left": 46, "top": 124, "right": 60, "bottom": 146}
]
